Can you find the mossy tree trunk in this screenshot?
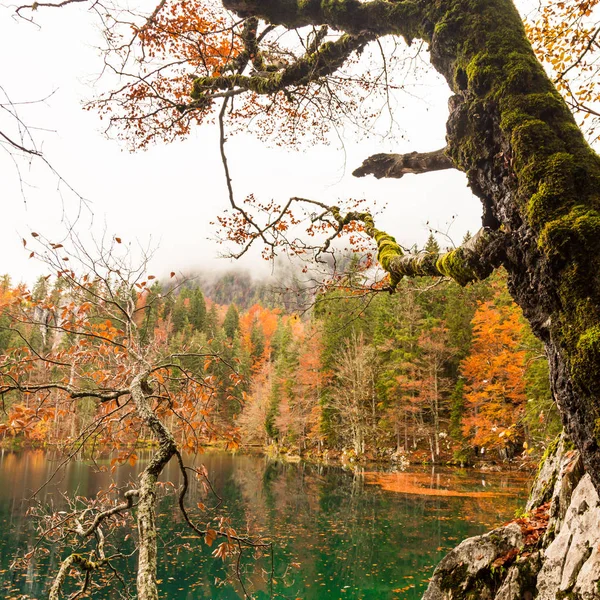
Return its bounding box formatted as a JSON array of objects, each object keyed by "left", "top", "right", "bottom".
[{"left": 221, "top": 0, "right": 600, "bottom": 491}]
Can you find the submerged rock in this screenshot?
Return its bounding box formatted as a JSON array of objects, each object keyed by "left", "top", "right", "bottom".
[{"left": 422, "top": 435, "right": 600, "bottom": 599}]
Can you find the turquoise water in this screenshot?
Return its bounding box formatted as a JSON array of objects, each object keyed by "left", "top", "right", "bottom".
[{"left": 0, "top": 450, "right": 529, "bottom": 599}]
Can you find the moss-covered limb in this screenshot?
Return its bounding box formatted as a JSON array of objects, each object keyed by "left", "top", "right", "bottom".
[
  {"left": 49, "top": 553, "right": 105, "bottom": 600},
  {"left": 222, "top": 0, "right": 422, "bottom": 42},
  {"left": 390, "top": 227, "right": 505, "bottom": 287},
  {"left": 329, "top": 204, "right": 505, "bottom": 288},
  {"left": 191, "top": 32, "right": 372, "bottom": 100},
  {"left": 353, "top": 147, "right": 454, "bottom": 179},
  {"left": 231, "top": 17, "right": 265, "bottom": 73}
]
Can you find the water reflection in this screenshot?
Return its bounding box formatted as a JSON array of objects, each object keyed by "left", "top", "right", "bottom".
[{"left": 0, "top": 450, "right": 530, "bottom": 599}]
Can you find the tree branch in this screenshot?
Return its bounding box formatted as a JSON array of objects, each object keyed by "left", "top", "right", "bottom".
[
  {"left": 353, "top": 147, "right": 454, "bottom": 179},
  {"left": 0, "top": 381, "right": 130, "bottom": 403},
  {"left": 190, "top": 32, "right": 373, "bottom": 103},
  {"left": 387, "top": 227, "right": 506, "bottom": 286},
  {"left": 322, "top": 204, "right": 505, "bottom": 288},
  {"left": 221, "top": 0, "right": 422, "bottom": 41}
]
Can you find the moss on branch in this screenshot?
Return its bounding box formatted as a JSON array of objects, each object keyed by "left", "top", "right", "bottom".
[
  {"left": 330, "top": 205, "right": 503, "bottom": 289},
  {"left": 223, "top": 0, "right": 422, "bottom": 41},
  {"left": 191, "top": 32, "right": 371, "bottom": 100},
  {"left": 393, "top": 228, "right": 504, "bottom": 287}
]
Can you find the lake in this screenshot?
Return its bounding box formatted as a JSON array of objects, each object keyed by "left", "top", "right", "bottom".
[{"left": 0, "top": 450, "right": 530, "bottom": 599}]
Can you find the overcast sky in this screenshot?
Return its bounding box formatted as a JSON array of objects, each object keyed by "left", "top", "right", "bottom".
[{"left": 0, "top": 3, "right": 516, "bottom": 284}]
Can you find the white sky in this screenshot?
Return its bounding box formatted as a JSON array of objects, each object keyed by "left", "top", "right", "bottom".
[{"left": 1, "top": 3, "right": 499, "bottom": 284}]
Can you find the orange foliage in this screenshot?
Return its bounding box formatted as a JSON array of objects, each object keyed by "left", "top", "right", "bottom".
[
  {"left": 526, "top": 0, "right": 600, "bottom": 142},
  {"left": 239, "top": 304, "right": 279, "bottom": 365},
  {"left": 0, "top": 268, "right": 227, "bottom": 453},
  {"left": 460, "top": 294, "right": 527, "bottom": 452},
  {"left": 93, "top": 0, "right": 241, "bottom": 148}
]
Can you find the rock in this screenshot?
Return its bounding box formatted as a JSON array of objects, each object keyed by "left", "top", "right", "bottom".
[
  {"left": 537, "top": 473, "right": 600, "bottom": 599},
  {"left": 526, "top": 437, "right": 564, "bottom": 512},
  {"left": 422, "top": 523, "right": 524, "bottom": 600},
  {"left": 422, "top": 435, "right": 600, "bottom": 599},
  {"left": 494, "top": 553, "right": 541, "bottom": 600}
]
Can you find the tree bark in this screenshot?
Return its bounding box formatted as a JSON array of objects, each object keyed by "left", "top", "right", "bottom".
[
  {"left": 131, "top": 374, "right": 178, "bottom": 600},
  {"left": 222, "top": 0, "right": 600, "bottom": 496},
  {"left": 353, "top": 148, "right": 454, "bottom": 179}
]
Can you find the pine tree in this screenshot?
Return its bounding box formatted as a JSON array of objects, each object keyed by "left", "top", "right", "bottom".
[
  {"left": 223, "top": 304, "right": 240, "bottom": 339},
  {"left": 424, "top": 233, "right": 440, "bottom": 254},
  {"left": 171, "top": 289, "right": 190, "bottom": 334},
  {"left": 205, "top": 303, "right": 219, "bottom": 339},
  {"left": 189, "top": 288, "right": 207, "bottom": 332},
  {"left": 249, "top": 322, "right": 266, "bottom": 363}
]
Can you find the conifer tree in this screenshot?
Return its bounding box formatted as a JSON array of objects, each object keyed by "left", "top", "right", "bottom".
[{"left": 223, "top": 304, "right": 240, "bottom": 339}]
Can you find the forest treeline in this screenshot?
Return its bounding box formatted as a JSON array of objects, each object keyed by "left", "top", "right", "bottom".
[{"left": 0, "top": 238, "right": 560, "bottom": 465}]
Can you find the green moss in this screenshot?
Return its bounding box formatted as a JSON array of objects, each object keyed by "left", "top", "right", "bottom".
[
  {"left": 535, "top": 435, "right": 560, "bottom": 480},
  {"left": 372, "top": 229, "right": 403, "bottom": 288},
  {"left": 538, "top": 206, "right": 600, "bottom": 258},
  {"left": 526, "top": 153, "right": 579, "bottom": 227},
  {"left": 499, "top": 93, "right": 565, "bottom": 130},
  {"left": 436, "top": 248, "right": 474, "bottom": 287},
  {"left": 374, "top": 231, "right": 401, "bottom": 271},
  {"left": 572, "top": 324, "right": 600, "bottom": 396}
]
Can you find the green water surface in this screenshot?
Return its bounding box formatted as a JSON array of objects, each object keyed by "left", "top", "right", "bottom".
[{"left": 0, "top": 450, "right": 530, "bottom": 599}]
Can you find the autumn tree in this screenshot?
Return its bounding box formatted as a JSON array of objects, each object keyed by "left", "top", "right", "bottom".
[
  {"left": 526, "top": 0, "right": 600, "bottom": 142},
  {"left": 291, "top": 324, "right": 328, "bottom": 449},
  {"left": 414, "top": 326, "right": 455, "bottom": 462},
  {"left": 460, "top": 291, "right": 528, "bottom": 458},
  {"left": 0, "top": 234, "right": 263, "bottom": 599},
  {"left": 328, "top": 332, "right": 380, "bottom": 456}
]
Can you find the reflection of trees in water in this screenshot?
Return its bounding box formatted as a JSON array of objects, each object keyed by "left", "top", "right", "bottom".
[
  {"left": 1, "top": 452, "right": 529, "bottom": 599},
  {"left": 231, "top": 459, "right": 455, "bottom": 595}
]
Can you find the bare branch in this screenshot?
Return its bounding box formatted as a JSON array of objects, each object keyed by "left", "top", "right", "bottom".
[{"left": 353, "top": 147, "right": 454, "bottom": 179}]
